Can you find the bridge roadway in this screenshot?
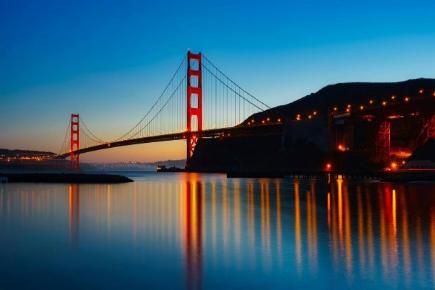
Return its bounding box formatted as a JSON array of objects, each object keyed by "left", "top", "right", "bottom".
[{"left": 57, "top": 123, "right": 284, "bottom": 159}]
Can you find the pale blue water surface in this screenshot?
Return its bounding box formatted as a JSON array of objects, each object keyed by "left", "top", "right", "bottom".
[{"left": 0, "top": 172, "right": 434, "bottom": 289}]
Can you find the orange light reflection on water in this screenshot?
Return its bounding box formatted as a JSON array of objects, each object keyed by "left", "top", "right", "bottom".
[{"left": 1, "top": 173, "right": 434, "bottom": 289}]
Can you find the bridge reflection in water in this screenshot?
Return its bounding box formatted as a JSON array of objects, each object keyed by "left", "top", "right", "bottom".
[{"left": 0, "top": 174, "right": 434, "bottom": 289}]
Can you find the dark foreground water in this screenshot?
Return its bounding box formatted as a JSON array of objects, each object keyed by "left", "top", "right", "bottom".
[{"left": 0, "top": 173, "right": 434, "bottom": 290}]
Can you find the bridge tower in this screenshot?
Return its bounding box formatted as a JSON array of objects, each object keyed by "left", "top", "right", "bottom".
[
  {"left": 375, "top": 121, "right": 390, "bottom": 164},
  {"left": 186, "top": 51, "right": 203, "bottom": 165},
  {"left": 426, "top": 114, "right": 435, "bottom": 140},
  {"left": 70, "top": 114, "right": 80, "bottom": 168}
]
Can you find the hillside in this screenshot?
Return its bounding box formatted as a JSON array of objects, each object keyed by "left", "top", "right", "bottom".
[
  {"left": 190, "top": 78, "right": 435, "bottom": 172},
  {"left": 250, "top": 78, "right": 435, "bottom": 121}
]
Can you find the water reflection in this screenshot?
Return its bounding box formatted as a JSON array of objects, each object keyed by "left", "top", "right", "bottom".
[
  {"left": 68, "top": 184, "right": 80, "bottom": 247},
  {"left": 0, "top": 174, "right": 434, "bottom": 289}
]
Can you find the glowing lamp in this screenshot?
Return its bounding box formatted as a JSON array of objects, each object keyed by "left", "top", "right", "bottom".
[
  {"left": 277, "top": 118, "right": 281, "bottom": 122},
  {"left": 419, "top": 89, "right": 424, "bottom": 94},
  {"left": 325, "top": 163, "right": 332, "bottom": 171},
  {"left": 404, "top": 96, "right": 410, "bottom": 102},
  {"left": 360, "top": 105, "right": 364, "bottom": 110},
  {"left": 382, "top": 101, "right": 387, "bottom": 106},
  {"left": 390, "top": 161, "right": 398, "bottom": 171},
  {"left": 333, "top": 107, "right": 338, "bottom": 111},
  {"left": 369, "top": 99, "right": 374, "bottom": 104},
  {"left": 337, "top": 144, "right": 346, "bottom": 152}
]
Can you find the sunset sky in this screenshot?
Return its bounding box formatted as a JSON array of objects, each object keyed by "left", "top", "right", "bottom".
[{"left": 1, "top": 0, "right": 435, "bottom": 162}]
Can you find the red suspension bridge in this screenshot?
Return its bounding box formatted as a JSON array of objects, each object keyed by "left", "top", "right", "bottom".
[
  {"left": 57, "top": 51, "right": 278, "bottom": 167},
  {"left": 56, "top": 51, "right": 435, "bottom": 170}
]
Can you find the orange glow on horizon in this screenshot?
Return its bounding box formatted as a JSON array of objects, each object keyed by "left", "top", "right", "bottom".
[{"left": 80, "top": 140, "right": 185, "bottom": 163}]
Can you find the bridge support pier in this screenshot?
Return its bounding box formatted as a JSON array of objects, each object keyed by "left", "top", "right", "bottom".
[
  {"left": 186, "top": 51, "right": 203, "bottom": 166},
  {"left": 375, "top": 120, "right": 390, "bottom": 164},
  {"left": 70, "top": 114, "right": 80, "bottom": 169},
  {"left": 426, "top": 114, "right": 435, "bottom": 140}
]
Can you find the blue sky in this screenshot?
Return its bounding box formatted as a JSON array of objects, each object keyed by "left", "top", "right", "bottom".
[{"left": 1, "top": 0, "right": 435, "bottom": 161}]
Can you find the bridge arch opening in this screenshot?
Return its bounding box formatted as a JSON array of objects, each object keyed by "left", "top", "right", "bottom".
[
  {"left": 190, "top": 115, "right": 199, "bottom": 132},
  {"left": 190, "top": 93, "right": 199, "bottom": 108}
]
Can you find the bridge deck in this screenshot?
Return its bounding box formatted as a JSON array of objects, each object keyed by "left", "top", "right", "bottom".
[{"left": 57, "top": 124, "right": 284, "bottom": 159}]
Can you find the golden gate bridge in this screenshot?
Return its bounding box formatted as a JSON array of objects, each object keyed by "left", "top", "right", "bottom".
[
  {"left": 56, "top": 51, "right": 435, "bottom": 170},
  {"left": 56, "top": 51, "right": 280, "bottom": 168}
]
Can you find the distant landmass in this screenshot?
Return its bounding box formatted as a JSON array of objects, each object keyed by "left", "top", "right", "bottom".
[
  {"left": 86, "top": 159, "right": 186, "bottom": 171},
  {"left": 0, "top": 148, "right": 56, "bottom": 159},
  {"left": 0, "top": 148, "right": 185, "bottom": 172}
]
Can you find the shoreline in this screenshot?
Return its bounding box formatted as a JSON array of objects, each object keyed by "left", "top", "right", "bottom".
[
  {"left": 226, "top": 169, "right": 435, "bottom": 182},
  {"left": 0, "top": 173, "right": 133, "bottom": 184}
]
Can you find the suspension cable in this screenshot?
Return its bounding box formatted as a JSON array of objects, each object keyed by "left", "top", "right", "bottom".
[
  {"left": 127, "top": 75, "right": 186, "bottom": 140},
  {"left": 202, "top": 54, "right": 270, "bottom": 109},
  {"left": 202, "top": 64, "right": 265, "bottom": 112},
  {"left": 112, "top": 56, "right": 186, "bottom": 142}
]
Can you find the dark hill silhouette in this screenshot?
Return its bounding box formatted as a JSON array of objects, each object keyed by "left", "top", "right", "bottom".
[
  {"left": 190, "top": 78, "right": 435, "bottom": 173},
  {"left": 250, "top": 78, "right": 435, "bottom": 121}
]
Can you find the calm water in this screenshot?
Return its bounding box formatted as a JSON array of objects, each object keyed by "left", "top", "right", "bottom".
[{"left": 0, "top": 173, "right": 434, "bottom": 290}]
